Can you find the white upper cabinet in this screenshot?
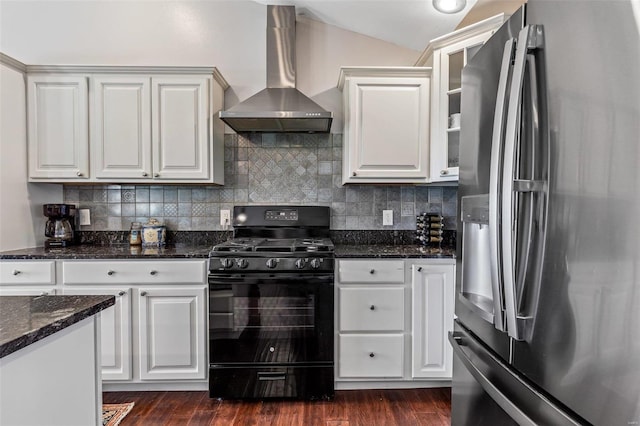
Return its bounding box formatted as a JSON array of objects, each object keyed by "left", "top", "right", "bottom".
[
  {"left": 92, "top": 76, "right": 152, "bottom": 179},
  {"left": 152, "top": 77, "right": 210, "bottom": 180},
  {"left": 27, "top": 66, "right": 228, "bottom": 184},
  {"left": 416, "top": 14, "right": 507, "bottom": 182},
  {"left": 338, "top": 67, "right": 432, "bottom": 184},
  {"left": 27, "top": 75, "right": 89, "bottom": 179}
]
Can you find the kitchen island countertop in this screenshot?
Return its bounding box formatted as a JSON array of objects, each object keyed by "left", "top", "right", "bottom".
[{"left": 0, "top": 295, "right": 115, "bottom": 358}]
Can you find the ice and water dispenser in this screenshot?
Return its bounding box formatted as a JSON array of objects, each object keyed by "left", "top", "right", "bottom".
[{"left": 460, "top": 194, "right": 499, "bottom": 325}]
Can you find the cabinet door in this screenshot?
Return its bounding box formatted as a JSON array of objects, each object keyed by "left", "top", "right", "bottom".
[
  {"left": 0, "top": 287, "right": 56, "bottom": 296},
  {"left": 431, "top": 32, "right": 494, "bottom": 182},
  {"left": 343, "top": 76, "right": 430, "bottom": 183},
  {"left": 151, "top": 77, "right": 210, "bottom": 180},
  {"left": 27, "top": 75, "right": 89, "bottom": 179},
  {"left": 92, "top": 76, "right": 152, "bottom": 180},
  {"left": 62, "top": 287, "right": 132, "bottom": 381},
  {"left": 411, "top": 264, "right": 455, "bottom": 378},
  {"left": 138, "top": 286, "right": 207, "bottom": 380}
]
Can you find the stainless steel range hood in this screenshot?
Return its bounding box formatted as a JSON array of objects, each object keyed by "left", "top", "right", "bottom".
[{"left": 219, "top": 5, "right": 333, "bottom": 133}]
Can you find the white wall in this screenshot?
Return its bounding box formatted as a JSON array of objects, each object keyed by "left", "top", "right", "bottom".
[
  {"left": 0, "top": 0, "right": 420, "bottom": 132},
  {"left": 0, "top": 62, "right": 62, "bottom": 250}
]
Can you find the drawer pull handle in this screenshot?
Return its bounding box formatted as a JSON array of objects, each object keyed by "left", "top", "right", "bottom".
[
  {"left": 370, "top": 305, "right": 375, "bottom": 311},
  {"left": 118, "top": 291, "right": 125, "bottom": 296},
  {"left": 417, "top": 267, "right": 423, "bottom": 272},
  {"left": 370, "top": 269, "right": 375, "bottom": 274},
  {"left": 150, "top": 270, "right": 158, "bottom": 276},
  {"left": 369, "top": 352, "right": 375, "bottom": 358},
  {"left": 12, "top": 270, "right": 21, "bottom": 276},
  {"left": 140, "top": 291, "right": 148, "bottom": 296},
  {"left": 107, "top": 270, "right": 115, "bottom": 276}
]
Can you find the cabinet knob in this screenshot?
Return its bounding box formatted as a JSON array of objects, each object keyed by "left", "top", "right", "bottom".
[
  {"left": 142, "top": 172, "right": 149, "bottom": 177},
  {"left": 39, "top": 291, "right": 49, "bottom": 296},
  {"left": 107, "top": 270, "right": 115, "bottom": 276},
  {"left": 440, "top": 170, "right": 448, "bottom": 176},
  {"left": 12, "top": 270, "right": 20, "bottom": 276},
  {"left": 150, "top": 270, "right": 158, "bottom": 276},
  {"left": 76, "top": 171, "right": 83, "bottom": 177},
  {"left": 370, "top": 305, "right": 375, "bottom": 311},
  {"left": 118, "top": 291, "right": 125, "bottom": 296},
  {"left": 140, "top": 291, "right": 148, "bottom": 296},
  {"left": 154, "top": 173, "right": 160, "bottom": 178},
  {"left": 369, "top": 352, "right": 375, "bottom": 358},
  {"left": 417, "top": 266, "right": 423, "bottom": 272},
  {"left": 369, "top": 269, "right": 375, "bottom": 274},
  {"left": 352, "top": 172, "right": 357, "bottom": 177}
]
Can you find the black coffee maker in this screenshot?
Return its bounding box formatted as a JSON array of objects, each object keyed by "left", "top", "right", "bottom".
[{"left": 44, "top": 204, "right": 76, "bottom": 248}]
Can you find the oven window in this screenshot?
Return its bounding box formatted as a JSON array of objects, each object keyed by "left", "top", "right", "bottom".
[{"left": 209, "top": 279, "right": 333, "bottom": 364}]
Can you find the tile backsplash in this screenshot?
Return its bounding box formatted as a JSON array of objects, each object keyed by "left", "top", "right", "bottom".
[{"left": 63, "top": 133, "right": 457, "bottom": 232}]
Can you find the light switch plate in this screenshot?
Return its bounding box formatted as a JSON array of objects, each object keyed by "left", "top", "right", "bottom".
[
  {"left": 382, "top": 210, "right": 393, "bottom": 226},
  {"left": 220, "top": 209, "right": 231, "bottom": 226},
  {"left": 79, "top": 209, "right": 91, "bottom": 226}
]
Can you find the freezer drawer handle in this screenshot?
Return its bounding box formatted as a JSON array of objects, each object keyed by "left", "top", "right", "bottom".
[{"left": 449, "top": 332, "right": 537, "bottom": 426}]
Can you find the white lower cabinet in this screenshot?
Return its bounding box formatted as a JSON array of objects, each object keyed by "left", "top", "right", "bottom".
[
  {"left": 0, "top": 260, "right": 57, "bottom": 296},
  {"left": 336, "top": 258, "right": 455, "bottom": 387},
  {"left": 61, "top": 259, "right": 207, "bottom": 386},
  {"left": 62, "top": 287, "right": 132, "bottom": 381},
  {"left": 411, "top": 263, "right": 455, "bottom": 379},
  {"left": 138, "top": 286, "right": 207, "bottom": 380}
]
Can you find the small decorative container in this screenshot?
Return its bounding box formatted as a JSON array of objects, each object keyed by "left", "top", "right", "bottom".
[
  {"left": 141, "top": 218, "right": 167, "bottom": 247},
  {"left": 129, "top": 222, "right": 142, "bottom": 245},
  {"left": 416, "top": 213, "right": 444, "bottom": 247}
]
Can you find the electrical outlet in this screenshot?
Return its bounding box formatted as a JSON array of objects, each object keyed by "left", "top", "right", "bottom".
[
  {"left": 220, "top": 209, "right": 231, "bottom": 226},
  {"left": 79, "top": 209, "right": 91, "bottom": 226},
  {"left": 382, "top": 210, "right": 393, "bottom": 226}
]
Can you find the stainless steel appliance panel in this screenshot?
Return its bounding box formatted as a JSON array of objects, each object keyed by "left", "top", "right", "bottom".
[
  {"left": 455, "top": 7, "right": 524, "bottom": 362},
  {"left": 511, "top": 2, "right": 640, "bottom": 425}
]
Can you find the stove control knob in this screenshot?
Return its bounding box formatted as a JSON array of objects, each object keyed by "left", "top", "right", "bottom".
[
  {"left": 236, "top": 258, "right": 249, "bottom": 269},
  {"left": 309, "top": 258, "right": 321, "bottom": 269},
  {"left": 266, "top": 258, "right": 279, "bottom": 269},
  {"left": 295, "top": 258, "right": 307, "bottom": 269},
  {"left": 220, "top": 258, "right": 234, "bottom": 269}
]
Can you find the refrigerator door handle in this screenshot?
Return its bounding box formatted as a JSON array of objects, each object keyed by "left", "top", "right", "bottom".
[
  {"left": 488, "top": 38, "right": 516, "bottom": 332},
  {"left": 501, "top": 25, "right": 546, "bottom": 341}
]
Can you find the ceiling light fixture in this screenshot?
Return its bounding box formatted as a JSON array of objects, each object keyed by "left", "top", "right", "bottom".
[{"left": 433, "top": 0, "right": 467, "bottom": 14}]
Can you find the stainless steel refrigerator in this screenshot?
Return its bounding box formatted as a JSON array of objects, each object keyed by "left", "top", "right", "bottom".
[{"left": 451, "top": 1, "right": 640, "bottom": 424}]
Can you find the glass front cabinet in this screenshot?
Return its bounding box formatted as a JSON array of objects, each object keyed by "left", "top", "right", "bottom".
[{"left": 418, "top": 14, "right": 507, "bottom": 182}]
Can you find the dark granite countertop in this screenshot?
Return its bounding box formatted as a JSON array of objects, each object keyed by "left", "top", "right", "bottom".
[
  {"left": 0, "top": 243, "right": 455, "bottom": 260},
  {"left": 334, "top": 244, "right": 455, "bottom": 259},
  {"left": 0, "top": 295, "right": 115, "bottom": 358},
  {"left": 0, "top": 244, "right": 212, "bottom": 260}
]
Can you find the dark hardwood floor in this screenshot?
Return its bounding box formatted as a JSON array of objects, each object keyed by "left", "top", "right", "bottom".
[{"left": 103, "top": 388, "right": 451, "bottom": 425}]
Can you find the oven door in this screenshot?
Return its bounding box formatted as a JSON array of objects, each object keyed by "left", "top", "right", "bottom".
[{"left": 208, "top": 272, "right": 334, "bottom": 365}]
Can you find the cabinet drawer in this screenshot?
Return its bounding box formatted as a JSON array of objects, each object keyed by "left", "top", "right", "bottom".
[
  {"left": 339, "top": 287, "right": 404, "bottom": 331},
  {"left": 338, "top": 334, "right": 404, "bottom": 378},
  {"left": 63, "top": 260, "right": 205, "bottom": 284},
  {"left": 0, "top": 261, "right": 55, "bottom": 285},
  {"left": 338, "top": 260, "right": 404, "bottom": 283}
]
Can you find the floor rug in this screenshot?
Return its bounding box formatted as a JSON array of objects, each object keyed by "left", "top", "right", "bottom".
[{"left": 102, "top": 402, "right": 134, "bottom": 426}]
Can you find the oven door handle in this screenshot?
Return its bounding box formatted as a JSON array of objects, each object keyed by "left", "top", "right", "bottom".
[{"left": 208, "top": 273, "right": 335, "bottom": 284}]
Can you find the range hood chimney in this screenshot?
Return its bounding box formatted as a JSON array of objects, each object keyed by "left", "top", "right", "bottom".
[{"left": 219, "top": 5, "right": 333, "bottom": 133}]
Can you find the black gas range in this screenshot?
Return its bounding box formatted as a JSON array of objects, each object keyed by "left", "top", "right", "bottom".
[{"left": 208, "top": 206, "right": 334, "bottom": 400}]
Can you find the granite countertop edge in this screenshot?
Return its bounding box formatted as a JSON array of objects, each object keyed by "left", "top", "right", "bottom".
[
  {"left": 0, "top": 243, "right": 455, "bottom": 260},
  {"left": 0, "top": 295, "right": 115, "bottom": 359}
]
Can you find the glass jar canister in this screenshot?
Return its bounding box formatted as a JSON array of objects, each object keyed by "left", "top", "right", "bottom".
[{"left": 129, "top": 222, "right": 142, "bottom": 245}]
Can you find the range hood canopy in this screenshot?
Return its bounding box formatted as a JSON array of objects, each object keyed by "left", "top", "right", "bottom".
[{"left": 219, "top": 5, "right": 333, "bottom": 133}]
